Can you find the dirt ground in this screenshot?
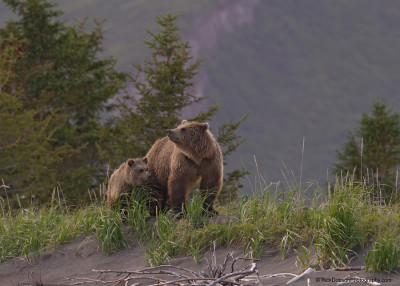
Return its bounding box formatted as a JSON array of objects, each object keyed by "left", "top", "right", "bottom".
[{"left": 0, "top": 235, "right": 399, "bottom": 286}]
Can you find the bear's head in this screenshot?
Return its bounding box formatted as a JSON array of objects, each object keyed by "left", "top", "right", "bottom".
[
  {"left": 166, "top": 120, "right": 212, "bottom": 161},
  {"left": 126, "top": 157, "right": 151, "bottom": 185}
]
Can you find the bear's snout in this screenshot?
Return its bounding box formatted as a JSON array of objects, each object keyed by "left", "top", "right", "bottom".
[{"left": 166, "top": 129, "right": 178, "bottom": 142}]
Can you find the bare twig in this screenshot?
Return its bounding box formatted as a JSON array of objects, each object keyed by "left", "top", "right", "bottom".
[
  {"left": 231, "top": 257, "right": 260, "bottom": 273},
  {"left": 146, "top": 265, "right": 201, "bottom": 278},
  {"left": 286, "top": 267, "right": 315, "bottom": 284},
  {"left": 93, "top": 268, "right": 191, "bottom": 280},
  {"left": 208, "top": 263, "right": 257, "bottom": 286},
  {"left": 65, "top": 275, "right": 166, "bottom": 285},
  {"left": 330, "top": 266, "right": 365, "bottom": 271},
  {"left": 149, "top": 277, "right": 228, "bottom": 286},
  {"left": 70, "top": 241, "right": 266, "bottom": 286},
  {"left": 256, "top": 273, "right": 297, "bottom": 279}
]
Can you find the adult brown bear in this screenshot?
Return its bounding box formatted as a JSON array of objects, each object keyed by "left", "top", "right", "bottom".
[{"left": 146, "top": 120, "right": 223, "bottom": 215}]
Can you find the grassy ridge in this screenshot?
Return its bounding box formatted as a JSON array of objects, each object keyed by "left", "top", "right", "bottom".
[
  {"left": 0, "top": 202, "right": 102, "bottom": 261},
  {"left": 1, "top": 177, "right": 400, "bottom": 272}
]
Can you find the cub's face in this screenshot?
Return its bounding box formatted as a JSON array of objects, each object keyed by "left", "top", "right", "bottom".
[
  {"left": 166, "top": 120, "right": 209, "bottom": 147},
  {"left": 127, "top": 157, "right": 151, "bottom": 185}
]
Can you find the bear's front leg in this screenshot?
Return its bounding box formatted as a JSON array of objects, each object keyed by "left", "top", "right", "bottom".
[
  {"left": 167, "top": 175, "right": 192, "bottom": 215},
  {"left": 199, "top": 185, "right": 220, "bottom": 216},
  {"left": 199, "top": 160, "right": 223, "bottom": 216},
  {"left": 167, "top": 157, "right": 198, "bottom": 216},
  {"left": 147, "top": 185, "right": 168, "bottom": 216}
]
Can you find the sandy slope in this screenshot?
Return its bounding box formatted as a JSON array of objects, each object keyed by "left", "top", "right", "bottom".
[{"left": 0, "top": 235, "right": 399, "bottom": 286}]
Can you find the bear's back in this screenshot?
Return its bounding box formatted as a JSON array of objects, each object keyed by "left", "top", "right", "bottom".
[{"left": 146, "top": 137, "right": 174, "bottom": 187}]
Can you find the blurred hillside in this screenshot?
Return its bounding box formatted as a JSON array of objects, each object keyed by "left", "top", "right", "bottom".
[{"left": 2, "top": 0, "right": 400, "bottom": 192}]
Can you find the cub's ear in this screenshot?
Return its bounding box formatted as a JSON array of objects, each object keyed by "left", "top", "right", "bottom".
[
  {"left": 181, "top": 119, "right": 188, "bottom": 125},
  {"left": 127, "top": 159, "right": 135, "bottom": 167},
  {"left": 200, "top": 122, "right": 209, "bottom": 130},
  {"left": 143, "top": 157, "right": 148, "bottom": 164}
]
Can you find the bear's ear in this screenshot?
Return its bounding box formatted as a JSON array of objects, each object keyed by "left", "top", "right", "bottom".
[
  {"left": 143, "top": 157, "right": 148, "bottom": 164},
  {"left": 127, "top": 159, "right": 135, "bottom": 167},
  {"left": 181, "top": 119, "right": 188, "bottom": 125},
  {"left": 200, "top": 122, "right": 209, "bottom": 130}
]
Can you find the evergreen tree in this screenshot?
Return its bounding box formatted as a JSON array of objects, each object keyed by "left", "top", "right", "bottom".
[
  {"left": 216, "top": 117, "right": 248, "bottom": 203},
  {"left": 102, "top": 13, "right": 246, "bottom": 203},
  {"left": 0, "top": 35, "right": 71, "bottom": 204},
  {"left": 0, "top": 0, "right": 127, "bottom": 202},
  {"left": 334, "top": 101, "right": 400, "bottom": 197}
]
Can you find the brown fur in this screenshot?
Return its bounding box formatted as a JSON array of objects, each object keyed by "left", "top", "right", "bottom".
[
  {"left": 107, "top": 157, "right": 151, "bottom": 210},
  {"left": 146, "top": 120, "right": 223, "bottom": 214}
]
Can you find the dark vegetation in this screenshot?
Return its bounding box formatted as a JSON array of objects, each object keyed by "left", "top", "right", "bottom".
[
  {"left": 335, "top": 101, "right": 400, "bottom": 200},
  {"left": 0, "top": 0, "right": 127, "bottom": 203},
  {"left": 0, "top": 0, "right": 245, "bottom": 206}
]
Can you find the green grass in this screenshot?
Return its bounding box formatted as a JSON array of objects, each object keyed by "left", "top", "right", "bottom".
[
  {"left": 365, "top": 233, "right": 400, "bottom": 273},
  {"left": 314, "top": 177, "right": 369, "bottom": 267},
  {"left": 1, "top": 176, "right": 400, "bottom": 272},
  {"left": 0, "top": 203, "right": 102, "bottom": 261},
  {"left": 95, "top": 209, "right": 126, "bottom": 254}
]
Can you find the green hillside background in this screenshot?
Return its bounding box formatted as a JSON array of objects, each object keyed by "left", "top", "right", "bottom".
[{"left": 2, "top": 0, "right": 400, "bottom": 192}]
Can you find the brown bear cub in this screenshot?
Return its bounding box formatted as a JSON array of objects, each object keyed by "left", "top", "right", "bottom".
[
  {"left": 146, "top": 120, "right": 223, "bottom": 215},
  {"left": 107, "top": 157, "right": 151, "bottom": 210}
]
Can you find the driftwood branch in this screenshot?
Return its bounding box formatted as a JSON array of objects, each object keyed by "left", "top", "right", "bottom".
[
  {"left": 70, "top": 241, "right": 377, "bottom": 286},
  {"left": 67, "top": 241, "right": 265, "bottom": 286},
  {"left": 286, "top": 267, "right": 315, "bottom": 284},
  {"left": 65, "top": 274, "right": 164, "bottom": 285},
  {"left": 67, "top": 261, "right": 373, "bottom": 286},
  {"left": 254, "top": 273, "right": 297, "bottom": 279},
  {"left": 87, "top": 264, "right": 260, "bottom": 286},
  {"left": 208, "top": 263, "right": 257, "bottom": 286}
]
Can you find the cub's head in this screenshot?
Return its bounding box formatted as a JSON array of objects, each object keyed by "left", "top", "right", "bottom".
[{"left": 126, "top": 157, "right": 151, "bottom": 185}]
